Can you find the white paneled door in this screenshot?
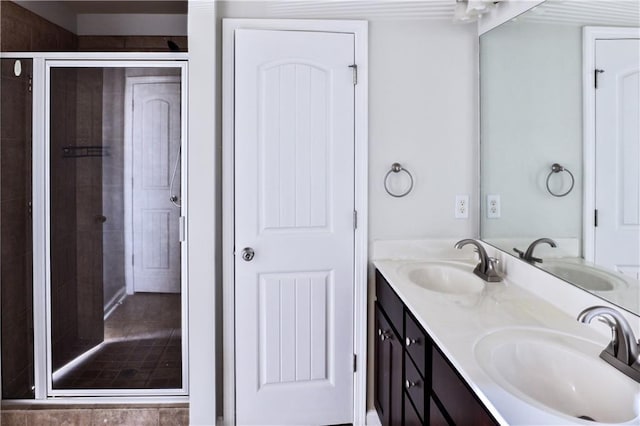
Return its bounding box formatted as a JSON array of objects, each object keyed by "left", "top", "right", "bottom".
[
  {"left": 131, "top": 80, "right": 181, "bottom": 293},
  {"left": 595, "top": 39, "right": 640, "bottom": 278},
  {"left": 234, "top": 29, "right": 355, "bottom": 425}
]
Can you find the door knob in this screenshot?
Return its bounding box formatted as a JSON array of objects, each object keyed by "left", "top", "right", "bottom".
[
  {"left": 241, "top": 247, "right": 255, "bottom": 262},
  {"left": 378, "top": 328, "right": 391, "bottom": 341},
  {"left": 405, "top": 337, "right": 419, "bottom": 347}
]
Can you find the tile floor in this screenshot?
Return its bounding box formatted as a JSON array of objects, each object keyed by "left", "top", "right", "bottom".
[{"left": 52, "top": 293, "right": 182, "bottom": 390}]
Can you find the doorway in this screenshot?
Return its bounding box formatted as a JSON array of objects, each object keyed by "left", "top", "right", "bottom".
[
  {"left": 125, "top": 75, "right": 182, "bottom": 295},
  {"left": 45, "top": 61, "right": 187, "bottom": 396},
  {"left": 222, "top": 20, "right": 369, "bottom": 426}
]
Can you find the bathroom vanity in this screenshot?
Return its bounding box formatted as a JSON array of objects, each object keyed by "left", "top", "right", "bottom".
[
  {"left": 372, "top": 248, "right": 640, "bottom": 426},
  {"left": 375, "top": 268, "right": 497, "bottom": 425}
]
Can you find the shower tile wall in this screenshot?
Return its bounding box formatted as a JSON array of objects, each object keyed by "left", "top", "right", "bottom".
[
  {"left": 50, "top": 68, "right": 80, "bottom": 370},
  {"left": 74, "top": 69, "right": 105, "bottom": 346},
  {"left": 0, "top": 1, "right": 77, "bottom": 51},
  {"left": 78, "top": 36, "right": 188, "bottom": 52},
  {"left": 0, "top": 59, "right": 34, "bottom": 398},
  {"left": 102, "top": 68, "right": 126, "bottom": 308},
  {"left": 50, "top": 68, "right": 105, "bottom": 370}
]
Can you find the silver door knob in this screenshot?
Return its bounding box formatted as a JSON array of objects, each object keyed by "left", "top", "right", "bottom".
[
  {"left": 406, "top": 337, "right": 419, "bottom": 347},
  {"left": 241, "top": 247, "right": 255, "bottom": 262},
  {"left": 378, "top": 328, "right": 391, "bottom": 341},
  {"left": 405, "top": 379, "right": 419, "bottom": 390}
]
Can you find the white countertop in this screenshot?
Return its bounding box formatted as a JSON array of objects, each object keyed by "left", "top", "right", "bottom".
[{"left": 374, "top": 257, "right": 640, "bottom": 426}]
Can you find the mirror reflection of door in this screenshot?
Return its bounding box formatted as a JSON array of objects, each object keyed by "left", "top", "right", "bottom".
[
  {"left": 594, "top": 39, "right": 640, "bottom": 279},
  {"left": 128, "top": 77, "right": 181, "bottom": 294},
  {"left": 49, "top": 66, "right": 184, "bottom": 394}
]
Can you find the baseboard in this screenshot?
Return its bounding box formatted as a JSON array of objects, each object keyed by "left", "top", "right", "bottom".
[
  {"left": 366, "top": 409, "right": 381, "bottom": 426},
  {"left": 103, "top": 287, "right": 127, "bottom": 320}
]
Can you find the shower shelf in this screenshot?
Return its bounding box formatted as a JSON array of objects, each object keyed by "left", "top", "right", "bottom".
[{"left": 62, "top": 145, "right": 110, "bottom": 158}]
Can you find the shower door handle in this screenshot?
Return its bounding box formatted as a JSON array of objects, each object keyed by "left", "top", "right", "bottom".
[{"left": 95, "top": 215, "right": 107, "bottom": 223}]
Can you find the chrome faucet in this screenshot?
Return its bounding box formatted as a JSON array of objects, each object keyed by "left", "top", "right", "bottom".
[
  {"left": 454, "top": 239, "right": 502, "bottom": 282},
  {"left": 513, "top": 237, "right": 557, "bottom": 263},
  {"left": 578, "top": 306, "right": 640, "bottom": 382}
]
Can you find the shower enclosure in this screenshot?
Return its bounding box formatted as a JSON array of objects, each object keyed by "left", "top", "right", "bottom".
[
  {"left": 0, "top": 55, "right": 188, "bottom": 400},
  {"left": 1, "top": 57, "right": 34, "bottom": 399}
]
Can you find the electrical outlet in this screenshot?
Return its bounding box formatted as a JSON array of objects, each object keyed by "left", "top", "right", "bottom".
[
  {"left": 455, "top": 195, "right": 469, "bottom": 219},
  {"left": 487, "top": 194, "right": 501, "bottom": 218}
]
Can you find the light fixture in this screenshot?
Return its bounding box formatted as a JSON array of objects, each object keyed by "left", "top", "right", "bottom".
[{"left": 453, "top": 0, "right": 500, "bottom": 23}]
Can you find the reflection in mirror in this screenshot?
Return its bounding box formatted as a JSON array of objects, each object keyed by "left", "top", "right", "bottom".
[{"left": 480, "top": 0, "right": 640, "bottom": 314}]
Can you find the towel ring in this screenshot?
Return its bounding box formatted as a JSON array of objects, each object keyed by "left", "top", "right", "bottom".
[
  {"left": 384, "top": 163, "right": 414, "bottom": 198},
  {"left": 546, "top": 163, "right": 575, "bottom": 197}
]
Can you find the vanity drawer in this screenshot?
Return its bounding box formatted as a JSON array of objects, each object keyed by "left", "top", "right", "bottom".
[
  {"left": 432, "top": 347, "right": 498, "bottom": 426},
  {"left": 404, "top": 310, "right": 427, "bottom": 376},
  {"left": 404, "top": 394, "right": 423, "bottom": 426},
  {"left": 404, "top": 352, "right": 425, "bottom": 418},
  {"left": 429, "top": 398, "right": 449, "bottom": 426},
  {"left": 376, "top": 270, "right": 404, "bottom": 334}
]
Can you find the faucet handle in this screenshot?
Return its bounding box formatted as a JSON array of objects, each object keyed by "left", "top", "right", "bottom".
[{"left": 513, "top": 248, "right": 525, "bottom": 259}]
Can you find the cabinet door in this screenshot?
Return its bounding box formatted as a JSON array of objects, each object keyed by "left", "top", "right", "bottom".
[{"left": 374, "top": 304, "right": 403, "bottom": 426}]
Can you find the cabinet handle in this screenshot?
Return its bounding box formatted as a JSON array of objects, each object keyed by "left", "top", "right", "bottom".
[
  {"left": 378, "top": 328, "right": 391, "bottom": 341},
  {"left": 405, "top": 379, "right": 419, "bottom": 390},
  {"left": 405, "top": 337, "right": 419, "bottom": 347}
]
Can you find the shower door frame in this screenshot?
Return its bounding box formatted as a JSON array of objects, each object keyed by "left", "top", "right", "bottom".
[{"left": 0, "top": 52, "right": 190, "bottom": 402}]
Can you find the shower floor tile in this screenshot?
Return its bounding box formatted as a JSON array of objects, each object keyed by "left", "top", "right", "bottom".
[{"left": 52, "top": 293, "right": 182, "bottom": 390}]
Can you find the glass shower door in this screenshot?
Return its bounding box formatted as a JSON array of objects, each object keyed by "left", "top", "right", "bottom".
[
  {"left": 47, "top": 65, "right": 185, "bottom": 394},
  {"left": 0, "top": 57, "right": 35, "bottom": 399}
]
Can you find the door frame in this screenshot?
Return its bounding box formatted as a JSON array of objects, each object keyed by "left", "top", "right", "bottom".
[
  {"left": 582, "top": 26, "right": 640, "bottom": 262},
  {"left": 222, "top": 19, "right": 368, "bottom": 426},
  {"left": 124, "top": 75, "right": 182, "bottom": 296}
]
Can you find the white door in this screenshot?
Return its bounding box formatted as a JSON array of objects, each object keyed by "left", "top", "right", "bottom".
[
  {"left": 234, "top": 29, "right": 355, "bottom": 425},
  {"left": 595, "top": 39, "right": 640, "bottom": 278},
  {"left": 131, "top": 80, "right": 181, "bottom": 293}
]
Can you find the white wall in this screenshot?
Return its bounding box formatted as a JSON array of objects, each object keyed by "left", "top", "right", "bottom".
[
  {"left": 76, "top": 14, "right": 187, "bottom": 36},
  {"left": 217, "top": 1, "right": 480, "bottom": 242},
  {"left": 212, "top": 2, "right": 479, "bottom": 420},
  {"left": 480, "top": 22, "right": 583, "bottom": 240},
  {"left": 368, "top": 20, "right": 479, "bottom": 241},
  {"left": 188, "top": 2, "right": 218, "bottom": 425}
]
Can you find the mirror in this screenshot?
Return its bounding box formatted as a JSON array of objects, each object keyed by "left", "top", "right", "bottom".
[{"left": 480, "top": 0, "right": 640, "bottom": 315}]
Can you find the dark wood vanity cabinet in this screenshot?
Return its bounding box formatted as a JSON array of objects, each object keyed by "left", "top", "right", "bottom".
[
  {"left": 375, "top": 270, "right": 498, "bottom": 426},
  {"left": 375, "top": 269, "right": 404, "bottom": 426}
]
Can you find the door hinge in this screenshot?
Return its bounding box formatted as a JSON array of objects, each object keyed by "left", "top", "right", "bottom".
[
  {"left": 594, "top": 69, "right": 605, "bottom": 89},
  {"left": 132, "top": 254, "right": 134, "bottom": 266},
  {"left": 353, "top": 354, "right": 357, "bottom": 372},
  {"left": 349, "top": 64, "right": 358, "bottom": 85},
  {"left": 28, "top": 76, "right": 32, "bottom": 92},
  {"left": 594, "top": 209, "right": 598, "bottom": 227},
  {"left": 353, "top": 210, "right": 358, "bottom": 230}
]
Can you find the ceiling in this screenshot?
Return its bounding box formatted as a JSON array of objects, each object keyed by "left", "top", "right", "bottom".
[
  {"left": 520, "top": 0, "right": 640, "bottom": 26},
  {"left": 265, "top": 1, "right": 457, "bottom": 20}
]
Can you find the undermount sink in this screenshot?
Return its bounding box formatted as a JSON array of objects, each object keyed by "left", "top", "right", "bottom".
[
  {"left": 398, "top": 261, "right": 484, "bottom": 294},
  {"left": 475, "top": 328, "right": 640, "bottom": 424},
  {"left": 541, "top": 261, "right": 627, "bottom": 292}
]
